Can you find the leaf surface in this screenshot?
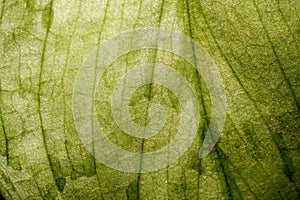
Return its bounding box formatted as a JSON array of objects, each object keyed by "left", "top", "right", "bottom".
[{"left": 0, "top": 0, "right": 299, "bottom": 199}]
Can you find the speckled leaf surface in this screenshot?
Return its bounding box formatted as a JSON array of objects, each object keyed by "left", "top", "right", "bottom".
[{"left": 0, "top": 0, "right": 299, "bottom": 199}]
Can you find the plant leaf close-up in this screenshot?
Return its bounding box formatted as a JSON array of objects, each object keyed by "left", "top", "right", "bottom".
[{"left": 0, "top": 0, "right": 299, "bottom": 199}]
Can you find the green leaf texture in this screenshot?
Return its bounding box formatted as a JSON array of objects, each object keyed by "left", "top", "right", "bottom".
[{"left": 0, "top": 0, "right": 299, "bottom": 199}]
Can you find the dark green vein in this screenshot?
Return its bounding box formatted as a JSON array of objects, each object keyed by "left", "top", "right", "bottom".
[
  {"left": 288, "top": 0, "right": 300, "bottom": 20},
  {"left": 214, "top": 148, "right": 233, "bottom": 200},
  {"left": 119, "top": 1, "right": 125, "bottom": 29},
  {"left": 0, "top": 0, "right": 5, "bottom": 26},
  {"left": 137, "top": 1, "right": 165, "bottom": 199},
  {"left": 189, "top": 1, "right": 233, "bottom": 199},
  {"left": 0, "top": 82, "right": 8, "bottom": 166},
  {"left": 275, "top": 0, "right": 299, "bottom": 52},
  {"left": 185, "top": 0, "right": 208, "bottom": 199},
  {"left": 87, "top": 0, "right": 110, "bottom": 198},
  {"left": 120, "top": 0, "right": 141, "bottom": 197},
  {"left": 55, "top": 0, "right": 83, "bottom": 193},
  {"left": 196, "top": 0, "right": 298, "bottom": 194},
  {"left": 252, "top": 0, "right": 300, "bottom": 113},
  {"left": 133, "top": 0, "right": 143, "bottom": 28},
  {"left": 225, "top": 115, "right": 259, "bottom": 199},
  {"left": 36, "top": 0, "right": 59, "bottom": 194},
  {"left": 216, "top": 146, "right": 244, "bottom": 199},
  {"left": 29, "top": 166, "right": 44, "bottom": 198},
  {"left": 0, "top": 169, "right": 22, "bottom": 199},
  {"left": 252, "top": 0, "right": 300, "bottom": 196},
  {"left": 82, "top": 0, "right": 110, "bottom": 199},
  {"left": 185, "top": 0, "right": 208, "bottom": 142},
  {"left": 131, "top": 0, "right": 148, "bottom": 198}
]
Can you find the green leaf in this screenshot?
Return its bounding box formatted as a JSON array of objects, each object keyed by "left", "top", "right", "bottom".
[{"left": 0, "top": 0, "right": 299, "bottom": 199}]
